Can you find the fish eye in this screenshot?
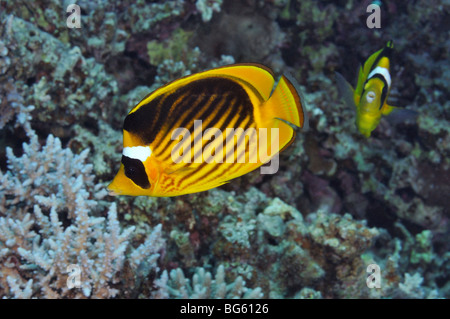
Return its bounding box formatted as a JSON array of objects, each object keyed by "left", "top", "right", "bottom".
[
  {"left": 121, "top": 156, "right": 151, "bottom": 189},
  {"left": 125, "top": 166, "right": 137, "bottom": 178},
  {"left": 366, "top": 91, "right": 376, "bottom": 103}
]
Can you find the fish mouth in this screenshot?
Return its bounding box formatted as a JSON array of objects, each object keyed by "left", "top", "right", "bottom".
[
  {"left": 107, "top": 189, "right": 119, "bottom": 196},
  {"left": 107, "top": 181, "right": 122, "bottom": 196}
]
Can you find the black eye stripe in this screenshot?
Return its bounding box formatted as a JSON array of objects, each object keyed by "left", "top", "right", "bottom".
[
  {"left": 121, "top": 155, "right": 151, "bottom": 189},
  {"left": 367, "top": 73, "right": 389, "bottom": 110}
]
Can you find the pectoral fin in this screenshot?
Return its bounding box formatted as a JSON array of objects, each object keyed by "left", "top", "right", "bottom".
[
  {"left": 385, "top": 107, "right": 419, "bottom": 126},
  {"left": 381, "top": 104, "right": 396, "bottom": 116},
  {"left": 335, "top": 72, "right": 357, "bottom": 109}
]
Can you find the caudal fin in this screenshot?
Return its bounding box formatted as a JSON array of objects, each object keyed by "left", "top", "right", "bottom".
[
  {"left": 261, "top": 74, "right": 307, "bottom": 152},
  {"left": 266, "top": 74, "right": 307, "bottom": 127}
]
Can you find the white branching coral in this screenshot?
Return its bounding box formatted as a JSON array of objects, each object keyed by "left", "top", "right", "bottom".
[
  {"left": 153, "top": 264, "right": 263, "bottom": 299},
  {"left": 0, "top": 99, "right": 165, "bottom": 298},
  {"left": 399, "top": 273, "right": 425, "bottom": 299}
]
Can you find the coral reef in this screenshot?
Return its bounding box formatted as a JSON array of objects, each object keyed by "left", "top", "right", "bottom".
[
  {"left": 1, "top": 0, "right": 448, "bottom": 299},
  {"left": 153, "top": 264, "right": 263, "bottom": 299},
  {"left": 0, "top": 95, "right": 165, "bottom": 298}
]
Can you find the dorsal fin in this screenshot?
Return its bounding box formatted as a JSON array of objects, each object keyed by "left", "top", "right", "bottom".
[
  {"left": 201, "top": 63, "right": 276, "bottom": 102},
  {"left": 130, "top": 64, "right": 276, "bottom": 116}
]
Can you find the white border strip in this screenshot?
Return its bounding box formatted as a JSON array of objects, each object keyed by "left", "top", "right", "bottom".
[
  {"left": 123, "top": 146, "right": 152, "bottom": 162},
  {"left": 368, "top": 66, "right": 391, "bottom": 88}
]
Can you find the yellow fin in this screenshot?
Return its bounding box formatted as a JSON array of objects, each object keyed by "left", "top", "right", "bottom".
[
  {"left": 265, "top": 75, "right": 306, "bottom": 128},
  {"left": 354, "top": 65, "right": 365, "bottom": 100},
  {"left": 130, "top": 63, "right": 275, "bottom": 114},
  {"left": 260, "top": 74, "right": 306, "bottom": 151},
  {"left": 201, "top": 63, "right": 276, "bottom": 101},
  {"left": 381, "top": 104, "right": 396, "bottom": 116},
  {"left": 362, "top": 47, "right": 384, "bottom": 78}
]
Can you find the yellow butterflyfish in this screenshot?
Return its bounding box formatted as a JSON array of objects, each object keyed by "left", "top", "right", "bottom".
[{"left": 108, "top": 63, "right": 308, "bottom": 197}]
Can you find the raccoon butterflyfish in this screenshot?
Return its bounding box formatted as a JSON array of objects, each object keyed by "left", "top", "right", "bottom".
[
  {"left": 336, "top": 41, "right": 398, "bottom": 137},
  {"left": 108, "top": 63, "right": 308, "bottom": 197}
]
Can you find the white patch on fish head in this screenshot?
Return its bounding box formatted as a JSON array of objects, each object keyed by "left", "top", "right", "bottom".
[
  {"left": 123, "top": 145, "right": 152, "bottom": 162},
  {"left": 368, "top": 66, "right": 391, "bottom": 88}
]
